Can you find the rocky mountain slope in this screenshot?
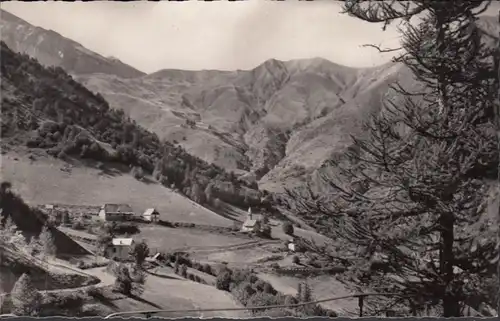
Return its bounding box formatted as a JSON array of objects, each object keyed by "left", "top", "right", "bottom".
[
  {"left": 0, "top": 9, "right": 144, "bottom": 78},
  {"left": 2, "top": 10, "right": 497, "bottom": 195},
  {"left": 76, "top": 56, "right": 411, "bottom": 193}
]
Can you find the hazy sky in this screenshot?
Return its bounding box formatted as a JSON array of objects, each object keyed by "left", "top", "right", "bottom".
[{"left": 2, "top": 1, "right": 499, "bottom": 74}]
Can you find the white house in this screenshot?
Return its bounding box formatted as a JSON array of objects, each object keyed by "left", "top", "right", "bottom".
[
  {"left": 240, "top": 207, "right": 262, "bottom": 233},
  {"left": 142, "top": 208, "right": 160, "bottom": 222},
  {"left": 106, "top": 238, "right": 135, "bottom": 261},
  {"left": 99, "top": 204, "right": 135, "bottom": 222}
]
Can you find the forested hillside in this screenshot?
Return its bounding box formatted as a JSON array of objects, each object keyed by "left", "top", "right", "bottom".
[{"left": 0, "top": 41, "right": 269, "bottom": 212}]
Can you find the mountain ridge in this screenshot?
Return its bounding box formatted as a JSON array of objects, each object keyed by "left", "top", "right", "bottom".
[
  {"left": 0, "top": 9, "right": 145, "bottom": 78},
  {"left": 2, "top": 9, "right": 496, "bottom": 194}
]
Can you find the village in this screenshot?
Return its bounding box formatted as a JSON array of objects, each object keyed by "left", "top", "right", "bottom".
[{"left": 38, "top": 203, "right": 304, "bottom": 265}]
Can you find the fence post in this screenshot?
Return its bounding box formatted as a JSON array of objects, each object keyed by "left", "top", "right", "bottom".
[{"left": 358, "top": 295, "right": 364, "bottom": 317}]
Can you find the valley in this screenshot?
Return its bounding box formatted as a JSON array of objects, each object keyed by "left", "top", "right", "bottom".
[{"left": 0, "top": 4, "right": 498, "bottom": 319}]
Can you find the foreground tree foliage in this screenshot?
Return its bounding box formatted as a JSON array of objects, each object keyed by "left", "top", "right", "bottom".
[
  {"left": 10, "top": 273, "right": 42, "bottom": 316},
  {"left": 39, "top": 224, "right": 56, "bottom": 257},
  {"left": 287, "top": 1, "right": 498, "bottom": 317}
]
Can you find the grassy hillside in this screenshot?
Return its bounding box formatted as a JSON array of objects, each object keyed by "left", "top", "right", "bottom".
[
  {"left": 76, "top": 56, "right": 406, "bottom": 195},
  {"left": 1, "top": 151, "right": 235, "bottom": 228}
]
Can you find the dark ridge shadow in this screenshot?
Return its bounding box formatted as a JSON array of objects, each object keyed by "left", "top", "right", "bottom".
[
  {"left": 146, "top": 270, "right": 185, "bottom": 281},
  {"left": 129, "top": 294, "right": 163, "bottom": 309},
  {"left": 205, "top": 203, "right": 241, "bottom": 222}
]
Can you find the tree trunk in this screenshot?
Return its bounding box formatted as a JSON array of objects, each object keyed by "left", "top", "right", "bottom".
[
  {"left": 496, "top": 9, "right": 500, "bottom": 318},
  {"left": 434, "top": 10, "right": 460, "bottom": 317},
  {"left": 440, "top": 212, "right": 459, "bottom": 316}
]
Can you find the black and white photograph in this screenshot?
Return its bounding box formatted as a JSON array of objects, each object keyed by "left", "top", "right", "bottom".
[{"left": 0, "top": 0, "right": 499, "bottom": 318}]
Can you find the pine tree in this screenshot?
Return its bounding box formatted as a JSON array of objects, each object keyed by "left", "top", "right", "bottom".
[
  {"left": 296, "top": 281, "right": 322, "bottom": 316},
  {"left": 10, "top": 273, "right": 41, "bottom": 316},
  {"left": 113, "top": 263, "right": 147, "bottom": 296},
  {"left": 287, "top": 1, "right": 497, "bottom": 317},
  {"left": 39, "top": 225, "right": 56, "bottom": 257},
  {"left": 114, "top": 265, "right": 133, "bottom": 295},
  {"left": 1, "top": 216, "right": 17, "bottom": 241},
  {"left": 129, "top": 240, "right": 149, "bottom": 269},
  {"left": 27, "top": 235, "right": 41, "bottom": 256}
]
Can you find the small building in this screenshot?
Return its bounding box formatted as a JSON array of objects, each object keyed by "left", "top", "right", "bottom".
[
  {"left": 240, "top": 208, "right": 262, "bottom": 233},
  {"left": 142, "top": 208, "right": 160, "bottom": 223},
  {"left": 99, "top": 204, "right": 135, "bottom": 222},
  {"left": 288, "top": 242, "right": 296, "bottom": 252},
  {"left": 106, "top": 238, "right": 134, "bottom": 261}
]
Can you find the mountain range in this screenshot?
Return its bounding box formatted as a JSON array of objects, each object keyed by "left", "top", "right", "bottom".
[{"left": 1, "top": 9, "right": 498, "bottom": 195}]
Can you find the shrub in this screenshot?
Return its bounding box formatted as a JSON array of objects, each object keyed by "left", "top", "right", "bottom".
[
  {"left": 284, "top": 295, "right": 298, "bottom": 307},
  {"left": 292, "top": 256, "right": 300, "bottom": 264},
  {"left": 72, "top": 219, "right": 85, "bottom": 230},
  {"left": 110, "top": 222, "right": 140, "bottom": 235},
  {"left": 215, "top": 271, "right": 232, "bottom": 291},
  {"left": 180, "top": 265, "right": 188, "bottom": 278},
  {"left": 131, "top": 166, "right": 144, "bottom": 180},
  {"left": 203, "top": 264, "right": 213, "bottom": 275},
  {"left": 262, "top": 282, "right": 276, "bottom": 295},
  {"left": 260, "top": 225, "right": 272, "bottom": 238},
  {"left": 113, "top": 264, "right": 146, "bottom": 296},
  {"left": 282, "top": 222, "right": 294, "bottom": 236},
  {"left": 246, "top": 292, "right": 280, "bottom": 313},
  {"left": 129, "top": 240, "right": 149, "bottom": 268}
]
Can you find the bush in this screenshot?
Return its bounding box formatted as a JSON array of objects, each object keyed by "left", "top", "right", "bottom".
[
  {"left": 282, "top": 222, "right": 294, "bottom": 236},
  {"left": 246, "top": 292, "right": 280, "bottom": 313},
  {"left": 284, "top": 295, "right": 298, "bottom": 307},
  {"left": 131, "top": 166, "right": 144, "bottom": 180},
  {"left": 72, "top": 219, "right": 85, "bottom": 230},
  {"left": 180, "top": 265, "right": 188, "bottom": 278},
  {"left": 215, "top": 272, "right": 232, "bottom": 291},
  {"left": 109, "top": 222, "right": 140, "bottom": 235},
  {"left": 260, "top": 225, "right": 272, "bottom": 238},
  {"left": 203, "top": 264, "right": 213, "bottom": 275},
  {"left": 292, "top": 256, "right": 300, "bottom": 264}
]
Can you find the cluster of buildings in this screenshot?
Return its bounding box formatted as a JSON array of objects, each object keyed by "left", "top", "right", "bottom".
[
  {"left": 45, "top": 203, "right": 161, "bottom": 261},
  {"left": 44, "top": 203, "right": 160, "bottom": 223},
  {"left": 96, "top": 204, "right": 161, "bottom": 260},
  {"left": 98, "top": 204, "right": 160, "bottom": 223}
]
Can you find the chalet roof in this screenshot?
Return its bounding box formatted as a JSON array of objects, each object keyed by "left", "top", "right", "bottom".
[
  {"left": 112, "top": 238, "right": 134, "bottom": 246},
  {"left": 143, "top": 208, "right": 159, "bottom": 216},
  {"left": 103, "top": 204, "right": 134, "bottom": 214}
]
